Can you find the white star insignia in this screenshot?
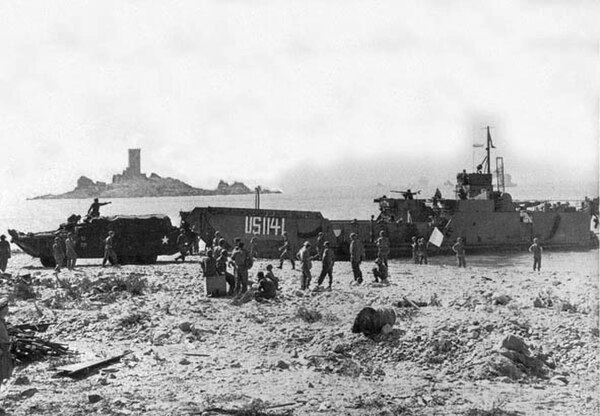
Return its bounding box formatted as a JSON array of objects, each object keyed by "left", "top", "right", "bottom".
[{"left": 161, "top": 236, "right": 169, "bottom": 245}]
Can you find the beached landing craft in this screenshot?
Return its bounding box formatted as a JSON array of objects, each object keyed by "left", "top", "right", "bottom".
[
  {"left": 9, "top": 215, "right": 181, "bottom": 266},
  {"left": 181, "top": 128, "right": 599, "bottom": 259}
]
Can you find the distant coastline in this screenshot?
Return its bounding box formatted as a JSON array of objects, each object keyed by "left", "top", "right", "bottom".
[{"left": 29, "top": 148, "right": 280, "bottom": 200}]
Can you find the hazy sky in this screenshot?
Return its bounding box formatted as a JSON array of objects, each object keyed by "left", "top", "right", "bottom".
[{"left": 0, "top": 0, "right": 598, "bottom": 199}]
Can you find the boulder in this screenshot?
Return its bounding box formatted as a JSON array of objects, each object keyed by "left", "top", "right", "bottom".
[
  {"left": 500, "top": 334, "right": 530, "bottom": 355},
  {"left": 351, "top": 307, "right": 396, "bottom": 336},
  {"left": 88, "top": 394, "right": 103, "bottom": 404}
]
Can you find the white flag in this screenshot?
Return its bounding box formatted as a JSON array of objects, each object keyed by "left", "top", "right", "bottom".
[{"left": 428, "top": 227, "right": 444, "bottom": 247}]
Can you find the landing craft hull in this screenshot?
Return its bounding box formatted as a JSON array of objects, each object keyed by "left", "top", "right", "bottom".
[
  {"left": 9, "top": 215, "right": 181, "bottom": 267},
  {"left": 180, "top": 205, "right": 598, "bottom": 260}
]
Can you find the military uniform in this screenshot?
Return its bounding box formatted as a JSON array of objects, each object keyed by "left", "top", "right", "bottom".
[
  {"left": 317, "top": 246, "right": 335, "bottom": 288},
  {"left": 350, "top": 236, "right": 364, "bottom": 284},
  {"left": 0, "top": 237, "right": 10, "bottom": 273},
  {"left": 298, "top": 244, "right": 313, "bottom": 290}
]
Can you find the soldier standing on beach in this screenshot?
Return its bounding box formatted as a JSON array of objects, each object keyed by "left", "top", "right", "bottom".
[
  {"left": 417, "top": 237, "right": 428, "bottom": 265},
  {"left": 0, "top": 235, "right": 10, "bottom": 273},
  {"left": 315, "top": 232, "right": 325, "bottom": 260},
  {"left": 52, "top": 236, "right": 65, "bottom": 272},
  {"left": 376, "top": 230, "right": 390, "bottom": 267},
  {"left": 102, "top": 231, "right": 118, "bottom": 267},
  {"left": 411, "top": 236, "right": 418, "bottom": 264},
  {"left": 297, "top": 241, "right": 313, "bottom": 290},
  {"left": 175, "top": 229, "right": 188, "bottom": 262},
  {"left": 65, "top": 232, "right": 78, "bottom": 270},
  {"left": 528, "top": 238, "right": 543, "bottom": 271},
  {"left": 212, "top": 231, "right": 222, "bottom": 249},
  {"left": 230, "top": 241, "right": 250, "bottom": 295},
  {"left": 278, "top": 231, "right": 295, "bottom": 270},
  {"left": 350, "top": 233, "right": 365, "bottom": 284},
  {"left": 0, "top": 298, "right": 13, "bottom": 388},
  {"left": 215, "top": 248, "right": 235, "bottom": 295},
  {"left": 316, "top": 241, "right": 335, "bottom": 290},
  {"left": 452, "top": 237, "right": 466, "bottom": 268}
]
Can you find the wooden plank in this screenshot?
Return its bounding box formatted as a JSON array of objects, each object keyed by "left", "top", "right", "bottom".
[{"left": 56, "top": 351, "right": 131, "bottom": 376}]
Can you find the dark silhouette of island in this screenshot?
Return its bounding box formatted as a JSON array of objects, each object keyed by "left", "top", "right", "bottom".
[{"left": 30, "top": 149, "right": 280, "bottom": 199}]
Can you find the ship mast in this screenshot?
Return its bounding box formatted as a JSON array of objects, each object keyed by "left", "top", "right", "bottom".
[{"left": 485, "top": 126, "right": 492, "bottom": 174}]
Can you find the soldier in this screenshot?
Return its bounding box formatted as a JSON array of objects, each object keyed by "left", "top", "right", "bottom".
[
  {"left": 0, "top": 298, "right": 13, "bottom": 387},
  {"left": 0, "top": 235, "right": 10, "bottom": 273},
  {"left": 297, "top": 241, "right": 313, "bottom": 290},
  {"left": 417, "top": 237, "right": 428, "bottom": 265},
  {"left": 255, "top": 271, "right": 277, "bottom": 301},
  {"left": 316, "top": 241, "right": 335, "bottom": 290},
  {"left": 350, "top": 233, "right": 365, "bottom": 284},
  {"left": 175, "top": 229, "right": 188, "bottom": 262},
  {"left": 200, "top": 249, "right": 217, "bottom": 278},
  {"left": 52, "top": 236, "right": 65, "bottom": 272},
  {"left": 265, "top": 264, "right": 280, "bottom": 291},
  {"left": 528, "top": 238, "right": 543, "bottom": 271},
  {"left": 230, "top": 241, "right": 250, "bottom": 295},
  {"left": 102, "top": 231, "right": 118, "bottom": 267},
  {"left": 452, "top": 237, "right": 466, "bottom": 268},
  {"left": 65, "top": 232, "right": 78, "bottom": 270},
  {"left": 372, "top": 257, "right": 389, "bottom": 283},
  {"left": 87, "top": 198, "right": 111, "bottom": 218},
  {"left": 248, "top": 237, "right": 258, "bottom": 268},
  {"left": 277, "top": 231, "right": 295, "bottom": 270},
  {"left": 216, "top": 248, "right": 235, "bottom": 295},
  {"left": 212, "top": 231, "right": 222, "bottom": 249},
  {"left": 376, "top": 230, "right": 390, "bottom": 267},
  {"left": 410, "top": 236, "right": 418, "bottom": 264},
  {"left": 214, "top": 238, "right": 226, "bottom": 259},
  {"left": 315, "top": 232, "right": 325, "bottom": 260}
]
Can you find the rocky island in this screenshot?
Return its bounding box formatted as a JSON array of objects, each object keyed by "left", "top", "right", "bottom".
[{"left": 31, "top": 149, "right": 280, "bottom": 199}]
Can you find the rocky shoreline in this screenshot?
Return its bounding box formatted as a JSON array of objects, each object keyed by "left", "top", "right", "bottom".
[
  {"left": 0, "top": 252, "right": 598, "bottom": 415},
  {"left": 30, "top": 177, "right": 280, "bottom": 200}
]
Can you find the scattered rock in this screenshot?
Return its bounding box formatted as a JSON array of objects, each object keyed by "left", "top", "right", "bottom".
[
  {"left": 351, "top": 307, "right": 396, "bottom": 336},
  {"left": 275, "top": 360, "right": 290, "bottom": 370},
  {"left": 88, "top": 394, "right": 103, "bottom": 404},
  {"left": 179, "top": 322, "right": 193, "bottom": 332},
  {"left": 179, "top": 358, "right": 191, "bottom": 365},
  {"left": 19, "top": 388, "right": 38, "bottom": 399},
  {"left": 493, "top": 294, "right": 511, "bottom": 305},
  {"left": 550, "top": 375, "right": 569, "bottom": 385},
  {"left": 12, "top": 376, "right": 30, "bottom": 386},
  {"left": 500, "top": 334, "right": 530, "bottom": 355}
]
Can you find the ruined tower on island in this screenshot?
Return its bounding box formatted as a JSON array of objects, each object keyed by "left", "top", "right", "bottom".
[{"left": 112, "top": 148, "right": 146, "bottom": 183}]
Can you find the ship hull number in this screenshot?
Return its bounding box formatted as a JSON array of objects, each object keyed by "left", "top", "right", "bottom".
[{"left": 245, "top": 216, "right": 286, "bottom": 236}]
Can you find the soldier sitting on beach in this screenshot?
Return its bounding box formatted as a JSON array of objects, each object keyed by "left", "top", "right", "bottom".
[
  {"left": 254, "top": 271, "right": 277, "bottom": 301},
  {"left": 372, "top": 257, "right": 389, "bottom": 284},
  {"left": 265, "top": 264, "right": 280, "bottom": 291}
]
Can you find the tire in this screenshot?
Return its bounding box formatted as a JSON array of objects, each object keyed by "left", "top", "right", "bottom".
[{"left": 40, "top": 257, "right": 56, "bottom": 268}]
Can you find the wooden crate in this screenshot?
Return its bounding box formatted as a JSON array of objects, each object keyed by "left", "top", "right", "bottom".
[{"left": 205, "top": 275, "right": 227, "bottom": 297}]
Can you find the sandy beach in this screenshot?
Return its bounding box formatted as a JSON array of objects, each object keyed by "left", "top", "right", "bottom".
[{"left": 0, "top": 251, "right": 598, "bottom": 416}]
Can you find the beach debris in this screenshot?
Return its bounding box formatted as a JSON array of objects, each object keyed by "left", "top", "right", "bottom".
[
  {"left": 55, "top": 351, "right": 131, "bottom": 378},
  {"left": 88, "top": 394, "right": 103, "bottom": 404},
  {"left": 395, "top": 297, "right": 427, "bottom": 308},
  {"left": 296, "top": 306, "right": 322, "bottom": 323},
  {"left": 492, "top": 294, "right": 511, "bottom": 305},
  {"left": 8, "top": 322, "right": 69, "bottom": 364},
  {"left": 351, "top": 307, "right": 396, "bottom": 336}
]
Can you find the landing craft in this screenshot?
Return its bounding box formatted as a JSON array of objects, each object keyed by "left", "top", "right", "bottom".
[
  {"left": 181, "top": 127, "right": 599, "bottom": 259},
  {"left": 9, "top": 215, "right": 181, "bottom": 266}
]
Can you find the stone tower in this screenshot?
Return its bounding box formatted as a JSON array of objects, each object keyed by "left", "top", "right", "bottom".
[{"left": 128, "top": 148, "right": 141, "bottom": 177}]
